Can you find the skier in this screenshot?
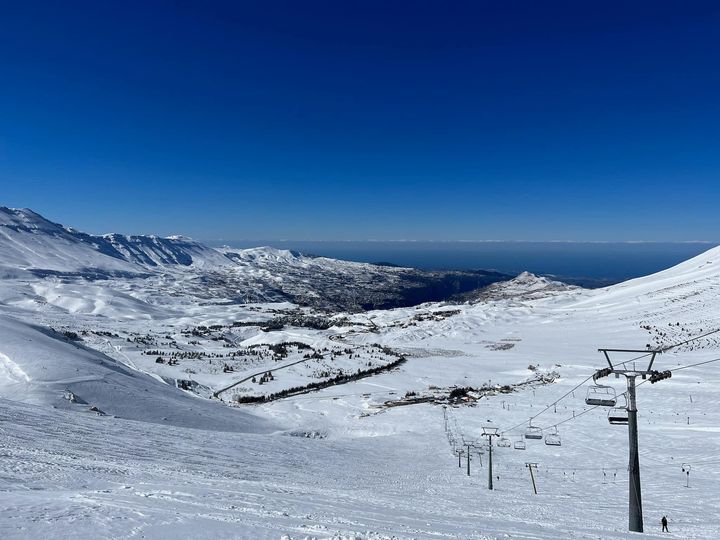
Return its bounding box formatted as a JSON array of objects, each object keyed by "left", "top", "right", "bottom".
[{"left": 661, "top": 515, "right": 669, "bottom": 532}]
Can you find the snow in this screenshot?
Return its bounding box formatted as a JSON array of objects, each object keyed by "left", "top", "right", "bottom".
[
  {"left": 464, "top": 271, "right": 581, "bottom": 302},
  {"left": 1, "top": 209, "right": 720, "bottom": 538},
  {"left": 0, "top": 314, "right": 272, "bottom": 433}
]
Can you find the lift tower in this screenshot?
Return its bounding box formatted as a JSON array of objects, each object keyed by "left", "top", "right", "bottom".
[
  {"left": 481, "top": 426, "right": 499, "bottom": 490},
  {"left": 595, "top": 348, "right": 671, "bottom": 533}
]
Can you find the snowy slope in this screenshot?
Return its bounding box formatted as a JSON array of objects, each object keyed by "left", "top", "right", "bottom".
[
  {"left": 578, "top": 243, "right": 720, "bottom": 309},
  {"left": 103, "top": 233, "right": 234, "bottom": 268},
  {"left": 0, "top": 207, "right": 232, "bottom": 273},
  {"left": 2, "top": 218, "right": 720, "bottom": 538},
  {"left": 0, "top": 313, "right": 272, "bottom": 433},
  {"left": 0, "top": 207, "right": 140, "bottom": 274}
]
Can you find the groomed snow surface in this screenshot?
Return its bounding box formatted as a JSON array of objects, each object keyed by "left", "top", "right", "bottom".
[{"left": 2, "top": 214, "right": 720, "bottom": 538}]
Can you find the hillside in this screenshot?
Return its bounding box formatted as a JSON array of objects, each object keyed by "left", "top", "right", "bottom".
[
  {"left": 1, "top": 215, "right": 720, "bottom": 538},
  {"left": 0, "top": 207, "right": 510, "bottom": 310}
]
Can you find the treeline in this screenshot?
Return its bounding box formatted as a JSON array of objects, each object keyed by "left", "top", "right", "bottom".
[
  {"left": 234, "top": 356, "right": 407, "bottom": 404},
  {"left": 228, "top": 315, "right": 351, "bottom": 332}
]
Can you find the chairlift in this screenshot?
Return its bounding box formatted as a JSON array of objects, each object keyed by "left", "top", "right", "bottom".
[
  {"left": 585, "top": 384, "right": 617, "bottom": 407},
  {"left": 524, "top": 423, "right": 543, "bottom": 440},
  {"left": 608, "top": 406, "right": 629, "bottom": 425},
  {"left": 497, "top": 435, "right": 511, "bottom": 448},
  {"left": 607, "top": 393, "right": 628, "bottom": 424},
  {"left": 514, "top": 438, "right": 526, "bottom": 450},
  {"left": 545, "top": 427, "right": 562, "bottom": 446}
]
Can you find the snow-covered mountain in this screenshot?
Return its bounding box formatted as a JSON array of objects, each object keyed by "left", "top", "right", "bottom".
[
  {"left": 459, "top": 271, "right": 580, "bottom": 302},
  {"left": 101, "top": 232, "right": 233, "bottom": 268},
  {"left": 221, "top": 245, "right": 510, "bottom": 310},
  {"left": 2, "top": 209, "right": 720, "bottom": 538},
  {"left": 0, "top": 207, "right": 232, "bottom": 274},
  {"left": 0, "top": 207, "right": 138, "bottom": 275},
  {"left": 0, "top": 207, "right": 510, "bottom": 310}
]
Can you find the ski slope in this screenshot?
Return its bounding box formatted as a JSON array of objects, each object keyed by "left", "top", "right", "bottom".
[{"left": 2, "top": 217, "right": 720, "bottom": 538}]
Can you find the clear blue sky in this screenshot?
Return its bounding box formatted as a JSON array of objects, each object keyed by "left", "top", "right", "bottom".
[{"left": 1, "top": 1, "right": 719, "bottom": 241}]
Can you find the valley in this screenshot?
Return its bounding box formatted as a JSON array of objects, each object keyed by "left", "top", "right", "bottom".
[{"left": 1, "top": 208, "right": 720, "bottom": 539}]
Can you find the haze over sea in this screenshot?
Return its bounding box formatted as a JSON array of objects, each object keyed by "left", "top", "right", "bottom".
[{"left": 210, "top": 241, "right": 719, "bottom": 287}]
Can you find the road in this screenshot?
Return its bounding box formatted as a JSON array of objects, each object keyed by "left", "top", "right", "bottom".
[{"left": 212, "top": 356, "right": 314, "bottom": 398}]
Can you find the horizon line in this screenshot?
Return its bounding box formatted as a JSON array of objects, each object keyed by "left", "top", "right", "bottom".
[{"left": 204, "top": 239, "right": 720, "bottom": 245}]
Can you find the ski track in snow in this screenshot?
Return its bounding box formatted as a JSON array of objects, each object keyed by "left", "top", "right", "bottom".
[{"left": 4, "top": 398, "right": 713, "bottom": 540}]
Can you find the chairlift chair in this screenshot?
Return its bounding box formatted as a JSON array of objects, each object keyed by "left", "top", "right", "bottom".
[
  {"left": 585, "top": 384, "right": 617, "bottom": 407},
  {"left": 607, "top": 406, "right": 629, "bottom": 425},
  {"left": 607, "top": 393, "right": 628, "bottom": 424},
  {"left": 545, "top": 428, "right": 562, "bottom": 446},
  {"left": 497, "top": 435, "right": 511, "bottom": 448},
  {"left": 524, "top": 424, "right": 543, "bottom": 440},
  {"left": 514, "top": 438, "right": 526, "bottom": 450}
]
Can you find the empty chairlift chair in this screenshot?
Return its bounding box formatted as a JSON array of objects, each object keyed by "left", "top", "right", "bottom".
[
  {"left": 608, "top": 407, "right": 628, "bottom": 425},
  {"left": 585, "top": 384, "right": 617, "bottom": 407},
  {"left": 545, "top": 428, "right": 562, "bottom": 446},
  {"left": 608, "top": 405, "right": 629, "bottom": 425},
  {"left": 524, "top": 424, "right": 543, "bottom": 440},
  {"left": 514, "top": 438, "right": 526, "bottom": 450},
  {"left": 497, "top": 434, "right": 511, "bottom": 448}
]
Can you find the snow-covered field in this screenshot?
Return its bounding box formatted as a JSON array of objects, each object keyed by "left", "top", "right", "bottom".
[{"left": 2, "top": 208, "right": 720, "bottom": 538}]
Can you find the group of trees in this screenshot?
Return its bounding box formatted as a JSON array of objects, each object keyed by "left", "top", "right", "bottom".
[
  {"left": 251, "top": 371, "right": 274, "bottom": 384},
  {"left": 234, "top": 356, "right": 406, "bottom": 404},
  {"left": 62, "top": 331, "right": 81, "bottom": 341}
]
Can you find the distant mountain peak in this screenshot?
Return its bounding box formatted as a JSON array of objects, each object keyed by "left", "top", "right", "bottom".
[
  {"left": 463, "top": 270, "right": 579, "bottom": 303},
  {"left": 0, "top": 206, "right": 65, "bottom": 232},
  {"left": 0, "top": 206, "right": 230, "bottom": 272},
  {"left": 220, "top": 246, "right": 304, "bottom": 264},
  {"left": 510, "top": 271, "right": 559, "bottom": 286}
]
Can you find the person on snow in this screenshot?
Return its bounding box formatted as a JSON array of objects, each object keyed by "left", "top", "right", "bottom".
[{"left": 661, "top": 515, "right": 669, "bottom": 532}]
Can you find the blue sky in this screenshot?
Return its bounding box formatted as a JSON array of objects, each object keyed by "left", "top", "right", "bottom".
[{"left": 1, "top": 1, "right": 719, "bottom": 241}]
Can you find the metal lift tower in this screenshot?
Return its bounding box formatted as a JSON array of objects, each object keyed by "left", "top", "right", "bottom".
[{"left": 595, "top": 348, "right": 671, "bottom": 533}]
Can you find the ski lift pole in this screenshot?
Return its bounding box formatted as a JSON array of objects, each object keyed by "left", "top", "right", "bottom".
[
  {"left": 682, "top": 464, "right": 691, "bottom": 488},
  {"left": 482, "top": 426, "right": 499, "bottom": 490},
  {"left": 525, "top": 463, "right": 538, "bottom": 494},
  {"left": 627, "top": 375, "right": 643, "bottom": 533},
  {"left": 488, "top": 440, "right": 493, "bottom": 490},
  {"left": 596, "top": 347, "right": 669, "bottom": 534},
  {"left": 466, "top": 444, "right": 471, "bottom": 476}
]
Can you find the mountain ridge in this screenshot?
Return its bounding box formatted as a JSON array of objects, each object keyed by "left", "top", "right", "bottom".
[{"left": 0, "top": 206, "right": 513, "bottom": 310}]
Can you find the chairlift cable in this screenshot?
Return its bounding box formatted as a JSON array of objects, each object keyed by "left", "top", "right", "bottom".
[
  {"left": 501, "top": 373, "right": 595, "bottom": 433},
  {"left": 538, "top": 355, "right": 720, "bottom": 436},
  {"left": 541, "top": 404, "right": 599, "bottom": 430},
  {"left": 670, "top": 355, "right": 720, "bottom": 372},
  {"left": 658, "top": 327, "right": 720, "bottom": 353},
  {"left": 498, "top": 328, "right": 720, "bottom": 434}
]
